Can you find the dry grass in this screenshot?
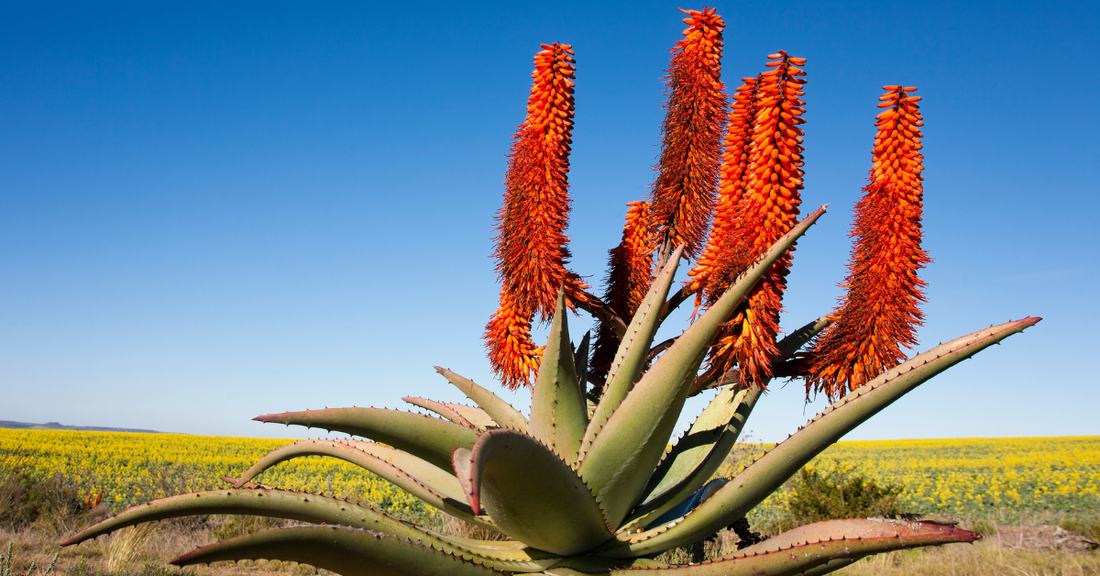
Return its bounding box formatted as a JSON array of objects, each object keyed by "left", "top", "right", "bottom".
[{"left": 838, "top": 541, "right": 1100, "bottom": 576}]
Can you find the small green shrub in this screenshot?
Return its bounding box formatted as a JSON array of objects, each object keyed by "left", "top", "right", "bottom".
[{"left": 786, "top": 461, "right": 903, "bottom": 526}]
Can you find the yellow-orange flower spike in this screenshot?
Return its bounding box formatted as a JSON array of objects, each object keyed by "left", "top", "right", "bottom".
[
  {"left": 590, "top": 201, "right": 655, "bottom": 387},
  {"left": 803, "top": 86, "right": 930, "bottom": 399},
  {"left": 648, "top": 8, "right": 728, "bottom": 261},
  {"left": 687, "top": 75, "right": 761, "bottom": 300},
  {"left": 493, "top": 42, "right": 584, "bottom": 322},
  {"left": 484, "top": 289, "right": 544, "bottom": 390},
  {"left": 706, "top": 51, "right": 807, "bottom": 387},
  {"left": 486, "top": 43, "right": 586, "bottom": 388}
]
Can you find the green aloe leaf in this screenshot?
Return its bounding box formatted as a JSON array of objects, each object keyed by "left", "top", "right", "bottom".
[
  {"left": 777, "top": 315, "right": 833, "bottom": 356},
  {"left": 601, "top": 316, "right": 1040, "bottom": 556},
  {"left": 622, "top": 385, "right": 761, "bottom": 532},
  {"left": 530, "top": 289, "right": 589, "bottom": 464},
  {"left": 227, "top": 439, "right": 495, "bottom": 530},
  {"left": 404, "top": 397, "right": 489, "bottom": 430},
  {"left": 435, "top": 367, "right": 529, "bottom": 432},
  {"left": 468, "top": 429, "right": 614, "bottom": 556},
  {"left": 581, "top": 245, "right": 684, "bottom": 460},
  {"left": 254, "top": 407, "right": 477, "bottom": 471},
  {"left": 62, "top": 489, "right": 424, "bottom": 547},
  {"left": 578, "top": 207, "right": 826, "bottom": 528},
  {"left": 171, "top": 525, "right": 505, "bottom": 576},
  {"left": 575, "top": 519, "right": 977, "bottom": 575},
  {"left": 63, "top": 488, "right": 558, "bottom": 573}
]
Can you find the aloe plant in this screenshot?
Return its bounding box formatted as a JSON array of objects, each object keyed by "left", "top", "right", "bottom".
[{"left": 63, "top": 8, "right": 1039, "bottom": 576}]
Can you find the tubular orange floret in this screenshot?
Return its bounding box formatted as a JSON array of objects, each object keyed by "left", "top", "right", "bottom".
[
  {"left": 706, "top": 51, "right": 808, "bottom": 387},
  {"left": 494, "top": 42, "right": 583, "bottom": 322},
  {"left": 590, "top": 201, "right": 655, "bottom": 386},
  {"left": 803, "top": 86, "right": 930, "bottom": 399},
  {"left": 484, "top": 289, "right": 543, "bottom": 390},
  {"left": 648, "top": 7, "right": 728, "bottom": 261},
  {"left": 687, "top": 74, "right": 762, "bottom": 300},
  {"left": 487, "top": 42, "right": 584, "bottom": 388}
]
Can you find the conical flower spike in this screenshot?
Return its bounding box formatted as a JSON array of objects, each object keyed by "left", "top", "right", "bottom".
[
  {"left": 484, "top": 289, "right": 542, "bottom": 390},
  {"left": 804, "top": 86, "right": 930, "bottom": 398},
  {"left": 486, "top": 43, "right": 583, "bottom": 388},
  {"left": 687, "top": 74, "right": 761, "bottom": 300},
  {"left": 590, "top": 201, "right": 654, "bottom": 387},
  {"left": 492, "top": 42, "right": 584, "bottom": 321},
  {"left": 706, "top": 51, "right": 808, "bottom": 387},
  {"left": 648, "top": 8, "right": 728, "bottom": 263}
]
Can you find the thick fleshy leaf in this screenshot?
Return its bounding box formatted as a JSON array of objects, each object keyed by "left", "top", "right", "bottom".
[
  {"left": 63, "top": 487, "right": 557, "bottom": 573},
  {"left": 254, "top": 407, "right": 477, "bottom": 471},
  {"left": 625, "top": 315, "right": 828, "bottom": 528},
  {"left": 622, "top": 386, "right": 760, "bottom": 532},
  {"left": 228, "top": 439, "right": 494, "bottom": 529},
  {"left": 600, "top": 317, "right": 1040, "bottom": 556},
  {"left": 581, "top": 246, "right": 683, "bottom": 460},
  {"left": 777, "top": 315, "right": 833, "bottom": 356},
  {"left": 570, "top": 519, "right": 977, "bottom": 575},
  {"left": 404, "top": 397, "right": 482, "bottom": 430},
  {"left": 574, "top": 330, "right": 591, "bottom": 396},
  {"left": 530, "top": 290, "right": 589, "bottom": 464},
  {"left": 578, "top": 208, "right": 825, "bottom": 528},
  {"left": 172, "top": 525, "right": 505, "bottom": 576},
  {"left": 62, "top": 489, "right": 423, "bottom": 547},
  {"left": 470, "top": 429, "right": 614, "bottom": 556},
  {"left": 436, "top": 367, "right": 529, "bottom": 432}
]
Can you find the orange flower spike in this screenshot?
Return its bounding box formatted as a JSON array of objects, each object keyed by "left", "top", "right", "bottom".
[
  {"left": 804, "top": 86, "right": 930, "bottom": 399},
  {"left": 590, "top": 201, "right": 655, "bottom": 384},
  {"left": 484, "top": 289, "right": 544, "bottom": 390},
  {"left": 687, "top": 75, "right": 761, "bottom": 297},
  {"left": 710, "top": 51, "right": 808, "bottom": 387},
  {"left": 486, "top": 43, "right": 580, "bottom": 388},
  {"left": 649, "top": 8, "right": 729, "bottom": 261},
  {"left": 494, "top": 42, "right": 582, "bottom": 322}
]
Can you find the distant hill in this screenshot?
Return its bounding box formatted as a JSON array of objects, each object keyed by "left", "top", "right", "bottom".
[{"left": 0, "top": 420, "right": 161, "bottom": 434}]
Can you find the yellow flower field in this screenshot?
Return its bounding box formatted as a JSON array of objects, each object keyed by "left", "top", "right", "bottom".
[
  {"left": 0, "top": 429, "right": 426, "bottom": 520},
  {"left": 2, "top": 429, "right": 1097, "bottom": 524},
  {"left": 724, "top": 436, "right": 1100, "bottom": 524}
]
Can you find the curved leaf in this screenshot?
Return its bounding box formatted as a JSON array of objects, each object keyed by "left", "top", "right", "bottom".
[
  {"left": 254, "top": 407, "right": 477, "bottom": 471},
  {"left": 600, "top": 317, "right": 1040, "bottom": 556},
  {"left": 172, "top": 525, "right": 505, "bottom": 576},
  {"left": 228, "top": 439, "right": 495, "bottom": 529},
  {"left": 581, "top": 519, "right": 976, "bottom": 575},
  {"left": 531, "top": 289, "right": 588, "bottom": 464},
  {"left": 62, "top": 489, "right": 422, "bottom": 547},
  {"left": 404, "top": 397, "right": 482, "bottom": 430},
  {"left": 578, "top": 207, "right": 826, "bottom": 529},
  {"left": 435, "top": 367, "right": 529, "bottom": 432},
  {"left": 622, "top": 386, "right": 760, "bottom": 532},
  {"left": 581, "top": 246, "right": 683, "bottom": 460},
  {"left": 470, "top": 429, "right": 614, "bottom": 556}
]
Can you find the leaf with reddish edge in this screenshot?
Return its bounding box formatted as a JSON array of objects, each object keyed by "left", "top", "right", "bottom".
[
  {"left": 530, "top": 289, "right": 588, "bottom": 464},
  {"left": 435, "top": 367, "right": 529, "bottom": 432},
  {"left": 582, "top": 245, "right": 684, "bottom": 461},
  {"left": 626, "top": 315, "right": 831, "bottom": 531},
  {"left": 557, "top": 519, "right": 977, "bottom": 575},
  {"left": 599, "top": 317, "right": 1040, "bottom": 557},
  {"left": 622, "top": 386, "right": 759, "bottom": 533},
  {"left": 471, "top": 429, "right": 614, "bottom": 556},
  {"left": 577, "top": 207, "right": 826, "bottom": 529},
  {"left": 227, "top": 439, "right": 495, "bottom": 531},
  {"left": 171, "top": 525, "right": 505, "bottom": 576},
  {"left": 403, "top": 397, "right": 483, "bottom": 430},
  {"left": 254, "top": 407, "right": 477, "bottom": 471}
]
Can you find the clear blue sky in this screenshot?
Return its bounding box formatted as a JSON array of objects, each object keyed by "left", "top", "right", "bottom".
[{"left": 2, "top": 1, "right": 1096, "bottom": 441}]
